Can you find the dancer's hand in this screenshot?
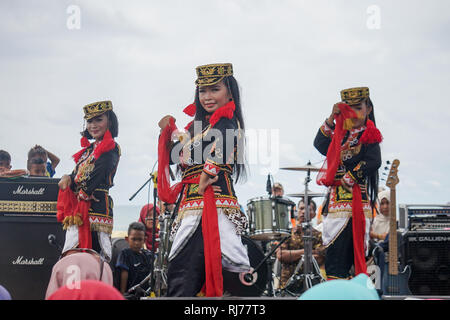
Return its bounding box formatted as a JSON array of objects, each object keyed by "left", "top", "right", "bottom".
[
  {"left": 340, "top": 178, "right": 353, "bottom": 193},
  {"left": 58, "top": 175, "right": 72, "bottom": 190},
  {"left": 198, "top": 171, "right": 219, "bottom": 195},
  {"left": 158, "top": 115, "right": 175, "bottom": 131},
  {"left": 327, "top": 102, "right": 344, "bottom": 126}
]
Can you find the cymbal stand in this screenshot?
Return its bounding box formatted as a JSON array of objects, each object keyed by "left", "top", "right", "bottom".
[
  {"left": 151, "top": 208, "right": 172, "bottom": 297},
  {"left": 282, "top": 162, "right": 325, "bottom": 295}
]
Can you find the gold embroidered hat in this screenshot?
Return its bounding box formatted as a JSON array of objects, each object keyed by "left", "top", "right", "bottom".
[
  {"left": 83, "top": 100, "right": 113, "bottom": 120},
  {"left": 195, "top": 63, "right": 233, "bottom": 87},
  {"left": 340, "top": 87, "right": 370, "bottom": 106}
]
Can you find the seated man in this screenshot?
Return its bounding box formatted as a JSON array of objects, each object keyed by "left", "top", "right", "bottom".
[
  {"left": 272, "top": 182, "right": 284, "bottom": 197},
  {"left": 115, "top": 222, "right": 154, "bottom": 296},
  {"left": 276, "top": 199, "right": 325, "bottom": 291}
]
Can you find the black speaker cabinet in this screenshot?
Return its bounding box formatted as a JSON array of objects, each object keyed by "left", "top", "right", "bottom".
[
  {"left": 0, "top": 215, "right": 65, "bottom": 300},
  {"left": 405, "top": 230, "right": 450, "bottom": 295}
]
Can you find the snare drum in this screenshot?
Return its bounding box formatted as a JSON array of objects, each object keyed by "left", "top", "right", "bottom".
[{"left": 247, "top": 196, "right": 294, "bottom": 241}]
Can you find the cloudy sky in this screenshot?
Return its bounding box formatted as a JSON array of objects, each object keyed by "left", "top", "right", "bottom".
[{"left": 1, "top": 0, "right": 449, "bottom": 211}]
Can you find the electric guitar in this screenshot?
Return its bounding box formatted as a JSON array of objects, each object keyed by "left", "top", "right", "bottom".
[{"left": 381, "top": 159, "right": 411, "bottom": 295}]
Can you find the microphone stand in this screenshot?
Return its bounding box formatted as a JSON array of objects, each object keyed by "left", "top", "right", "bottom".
[{"left": 129, "top": 160, "right": 157, "bottom": 202}]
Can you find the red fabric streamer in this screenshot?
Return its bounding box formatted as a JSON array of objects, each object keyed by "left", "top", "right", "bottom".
[
  {"left": 72, "top": 129, "right": 115, "bottom": 164},
  {"left": 80, "top": 136, "right": 90, "bottom": 148},
  {"left": 57, "top": 188, "right": 92, "bottom": 249},
  {"left": 209, "top": 100, "right": 235, "bottom": 127},
  {"left": 352, "top": 184, "right": 367, "bottom": 276},
  {"left": 360, "top": 119, "right": 383, "bottom": 144},
  {"left": 183, "top": 103, "right": 197, "bottom": 117},
  {"left": 317, "top": 103, "right": 357, "bottom": 186}
]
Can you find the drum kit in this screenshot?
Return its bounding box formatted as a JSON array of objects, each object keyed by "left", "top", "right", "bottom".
[
  {"left": 244, "top": 162, "right": 327, "bottom": 297},
  {"left": 119, "top": 162, "right": 327, "bottom": 298}
]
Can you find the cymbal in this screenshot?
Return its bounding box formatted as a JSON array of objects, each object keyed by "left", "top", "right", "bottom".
[
  {"left": 280, "top": 164, "right": 320, "bottom": 172},
  {"left": 287, "top": 192, "right": 326, "bottom": 198}
]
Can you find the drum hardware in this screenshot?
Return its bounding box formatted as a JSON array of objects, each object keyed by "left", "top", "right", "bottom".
[
  {"left": 150, "top": 209, "right": 173, "bottom": 297},
  {"left": 279, "top": 163, "right": 320, "bottom": 172},
  {"left": 280, "top": 161, "right": 326, "bottom": 295},
  {"left": 223, "top": 236, "right": 270, "bottom": 297},
  {"left": 286, "top": 191, "right": 326, "bottom": 198},
  {"left": 246, "top": 196, "right": 293, "bottom": 240},
  {"left": 242, "top": 235, "right": 291, "bottom": 297}
]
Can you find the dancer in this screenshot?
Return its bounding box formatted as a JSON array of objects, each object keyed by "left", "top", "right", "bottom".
[
  {"left": 57, "top": 100, "right": 120, "bottom": 261},
  {"left": 314, "top": 87, "right": 382, "bottom": 280},
  {"left": 158, "top": 63, "right": 250, "bottom": 297}
]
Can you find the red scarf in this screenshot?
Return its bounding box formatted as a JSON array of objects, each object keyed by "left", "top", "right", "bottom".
[
  {"left": 317, "top": 104, "right": 381, "bottom": 276},
  {"left": 158, "top": 101, "right": 236, "bottom": 297},
  {"left": 57, "top": 130, "right": 116, "bottom": 249}
]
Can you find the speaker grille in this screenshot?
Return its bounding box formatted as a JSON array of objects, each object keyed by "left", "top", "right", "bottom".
[
  {"left": 0, "top": 216, "right": 65, "bottom": 300},
  {"left": 406, "top": 231, "right": 450, "bottom": 295}
]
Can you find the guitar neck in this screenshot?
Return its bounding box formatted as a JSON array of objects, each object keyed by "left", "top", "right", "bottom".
[{"left": 388, "top": 187, "right": 398, "bottom": 275}]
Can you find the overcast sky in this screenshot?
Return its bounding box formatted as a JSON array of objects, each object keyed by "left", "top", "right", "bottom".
[{"left": 1, "top": 0, "right": 449, "bottom": 210}]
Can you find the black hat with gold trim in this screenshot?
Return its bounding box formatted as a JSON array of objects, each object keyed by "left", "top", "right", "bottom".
[
  {"left": 340, "top": 87, "right": 370, "bottom": 106},
  {"left": 83, "top": 100, "right": 113, "bottom": 120},
  {"left": 195, "top": 63, "right": 233, "bottom": 87}
]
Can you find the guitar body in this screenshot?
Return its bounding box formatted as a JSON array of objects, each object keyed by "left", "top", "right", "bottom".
[{"left": 381, "top": 263, "right": 412, "bottom": 295}]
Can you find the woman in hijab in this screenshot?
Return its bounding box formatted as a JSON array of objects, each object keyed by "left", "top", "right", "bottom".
[
  {"left": 47, "top": 280, "right": 124, "bottom": 300},
  {"left": 138, "top": 204, "right": 160, "bottom": 252},
  {"left": 370, "top": 189, "right": 391, "bottom": 242},
  {"left": 45, "top": 251, "right": 114, "bottom": 299}
]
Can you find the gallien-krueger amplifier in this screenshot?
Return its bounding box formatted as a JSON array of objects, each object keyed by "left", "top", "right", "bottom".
[{"left": 398, "top": 204, "right": 450, "bottom": 231}]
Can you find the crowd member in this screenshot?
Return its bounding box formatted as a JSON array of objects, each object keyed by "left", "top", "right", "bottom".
[
  {"left": 27, "top": 157, "right": 47, "bottom": 176},
  {"left": 0, "top": 150, "right": 27, "bottom": 177},
  {"left": 115, "top": 222, "right": 154, "bottom": 295},
  {"left": 0, "top": 285, "right": 12, "bottom": 300},
  {"left": 57, "top": 100, "right": 120, "bottom": 262},
  {"left": 47, "top": 280, "right": 125, "bottom": 300},
  {"left": 272, "top": 182, "right": 284, "bottom": 197},
  {"left": 0, "top": 150, "right": 12, "bottom": 173},
  {"left": 138, "top": 203, "right": 160, "bottom": 252},
  {"left": 45, "top": 250, "right": 113, "bottom": 299},
  {"left": 27, "top": 145, "right": 60, "bottom": 177},
  {"left": 157, "top": 63, "right": 250, "bottom": 297},
  {"left": 276, "top": 199, "right": 325, "bottom": 289},
  {"left": 314, "top": 87, "right": 382, "bottom": 280},
  {"left": 370, "top": 189, "right": 390, "bottom": 242}
]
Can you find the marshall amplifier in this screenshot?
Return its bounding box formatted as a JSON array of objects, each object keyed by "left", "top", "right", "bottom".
[
  {"left": 0, "top": 177, "right": 64, "bottom": 300},
  {"left": 0, "top": 177, "right": 60, "bottom": 216},
  {"left": 405, "top": 230, "right": 450, "bottom": 295}
]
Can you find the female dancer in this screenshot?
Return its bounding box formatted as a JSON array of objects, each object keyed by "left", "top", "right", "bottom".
[
  {"left": 158, "top": 63, "right": 250, "bottom": 297},
  {"left": 314, "top": 87, "right": 382, "bottom": 280},
  {"left": 57, "top": 101, "right": 120, "bottom": 261}
]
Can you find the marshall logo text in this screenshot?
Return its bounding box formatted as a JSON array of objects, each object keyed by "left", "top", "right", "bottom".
[
  {"left": 12, "top": 185, "right": 45, "bottom": 196},
  {"left": 12, "top": 256, "right": 45, "bottom": 265}
]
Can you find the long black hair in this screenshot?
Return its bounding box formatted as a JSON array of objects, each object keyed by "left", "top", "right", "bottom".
[
  {"left": 81, "top": 110, "right": 119, "bottom": 140},
  {"left": 189, "top": 76, "right": 247, "bottom": 183},
  {"left": 365, "top": 97, "right": 379, "bottom": 208}
]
